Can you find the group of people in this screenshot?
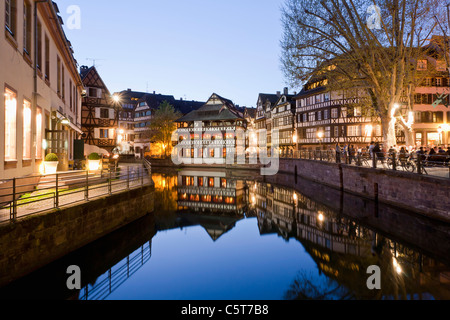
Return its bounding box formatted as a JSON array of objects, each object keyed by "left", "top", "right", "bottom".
[{"left": 334, "top": 142, "right": 450, "bottom": 165}]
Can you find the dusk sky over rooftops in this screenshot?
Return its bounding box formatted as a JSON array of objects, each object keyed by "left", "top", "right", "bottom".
[{"left": 58, "top": 0, "right": 289, "bottom": 108}]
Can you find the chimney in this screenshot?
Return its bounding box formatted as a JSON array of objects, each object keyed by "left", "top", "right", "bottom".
[
  {"left": 284, "top": 87, "right": 289, "bottom": 95},
  {"left": 153, "top": 91, "right": 156, "bottom": 94},
  {"left": 127, "top": 88, "right": 131, "bottom": 91},
  {"left": 276, "top": 91, "right": 281, "bottom": 97}
]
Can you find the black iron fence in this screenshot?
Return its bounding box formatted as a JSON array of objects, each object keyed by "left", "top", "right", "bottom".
[
  {"left": 279, "top": 150, "right": 450, "bottom": 179},
  {"left": 78, "top": 242, "right": 152, "bottom": 300},
  {"left": 0, "top": 163, "right": 152, "bottom": 224}
]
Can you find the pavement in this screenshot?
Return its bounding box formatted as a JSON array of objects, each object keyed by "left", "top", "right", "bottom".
[{"left": 0, "top": 164, "right": 152, "bottom": 224}]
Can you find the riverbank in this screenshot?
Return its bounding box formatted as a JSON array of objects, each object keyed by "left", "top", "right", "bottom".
[
  {"left": 0, "top": 184, "right": 154, "bottom": 287},
  {"left": 149, "top": 158, "right": 449, "bottom": 222}
]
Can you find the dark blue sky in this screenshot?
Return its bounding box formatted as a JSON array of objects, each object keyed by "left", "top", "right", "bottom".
[{"left": 58, "top": 0, "right": 290, "bottom": 107}]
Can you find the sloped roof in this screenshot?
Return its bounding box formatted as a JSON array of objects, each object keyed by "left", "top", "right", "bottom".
[
  {"left": 176, "top": 93, "right": 245, "bottom": 122},
  {"left": 259, "top": 93, "right": 280, "bottom": 106}
]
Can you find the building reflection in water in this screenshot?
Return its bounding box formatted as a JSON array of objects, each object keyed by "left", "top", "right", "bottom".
[
  {"left": 248, "top": 180, "right": 450, "bottom": 300},
  {"left": 76, "top": 168, "right": 450, "bottom": 300}
]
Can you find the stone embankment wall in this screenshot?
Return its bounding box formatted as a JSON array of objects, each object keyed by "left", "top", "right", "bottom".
[
  {"left": 278, "top": 159, "right": 450, "bottom": 222},
  {"left": 0, "top": 185, "right": 154, "bottom": 287}
]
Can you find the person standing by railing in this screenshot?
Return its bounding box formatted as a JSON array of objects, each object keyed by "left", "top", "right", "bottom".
[
  {"left": 335, "top": 144, "right": 341, "bottom": 164},
  {"left": 349, "top": 145, "right": 356, "bottom": 165},
  {"left": 369, "top": 141, "right": 375, "bottom": 159}
]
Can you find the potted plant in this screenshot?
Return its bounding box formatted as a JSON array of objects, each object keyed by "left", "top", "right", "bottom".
[
  {"left": 43, "top": 153, "right": 59, "bottom": 174},
  {"left": 87, "top": 152, "right": 102, "bottom": 171}
]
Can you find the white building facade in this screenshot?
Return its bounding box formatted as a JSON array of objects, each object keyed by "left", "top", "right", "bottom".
[{"left": 1, "top": 0, "right": 83, "bottom": 179}]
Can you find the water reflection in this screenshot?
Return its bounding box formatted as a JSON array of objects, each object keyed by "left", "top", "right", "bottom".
[
  {"left": 1, "top": 168, "right": 449, "bottom": 300},
  {"left": 152, "top": 168, "right": 450, "bottom": 300}
]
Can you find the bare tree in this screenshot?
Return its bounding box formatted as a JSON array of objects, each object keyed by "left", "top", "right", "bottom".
[{"left": 281, "top": 0, "right": 447, "bottom": 147}]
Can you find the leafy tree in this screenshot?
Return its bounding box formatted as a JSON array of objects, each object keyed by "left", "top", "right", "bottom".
[
  {"left": 147, "top": 101, "right": 181, "bottom": 158},
  {"left": 281, "top": 0, "right": 447, "bottom": 147}
]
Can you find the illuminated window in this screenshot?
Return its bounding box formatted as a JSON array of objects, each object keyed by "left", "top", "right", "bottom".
[
  {"left": 208, "top": 178, "right": 214, "bottom": 187},
  {"left": 201, "top": 195, "right": 211, "bottom": 203},
  {"left": 221, "top": 178, "right": 227, "bottom": 188},
  {"left": 179, "top": 193, "right": 188, "bottom": 201},
  {"left": 36, "top": 108, "right": 42, "bottom": 159},
  {"left": 23, "top": 100, "right": 32, "bottom": 159},
  {"left": 225, "top": 197, "right": 235, "bottom": 204},
  {"left": 189, "top": 194, "right": 200, "bottom": 202},
  {"left": 5, "top": 88, "right": 17, "bottom": 160},
  {"left": 198, "top": 177, "right": 204, "bottom": 187},
  {"left": 347, "top": 125, "right": 361, "bottom": 137}
]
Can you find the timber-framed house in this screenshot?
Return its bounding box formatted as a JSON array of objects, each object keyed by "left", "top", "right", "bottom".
[
  {"left": 175, "top": 93, "right": 247, "bottom": 164},
  {"left": 80, "top": 66, "right": 119, "bottom": 154},
  {"left": 295, "top": 77, "right": 382, "bottom": 151},
  {"left": 271, "top": 88, "right": 296, "bottom": 156},
  {"left": 255, "top": 93, "right": 280, "bottom": 156}
]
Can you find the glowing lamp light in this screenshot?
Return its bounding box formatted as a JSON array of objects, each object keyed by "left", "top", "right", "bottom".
[
  {"left": 39, "top": 163, "right": 46, "bottom": 175},
  {"left": 112, "top": 94, "right": 120, "bottom": 103},
  {"left": 61, "top": 118, "right": 70, "bottom": 125},
  {"left": 393, "top": 258, "right": 402, "bottom": 275},
  {"left": 88, "top": 160, "right": 101, "bottom": 171},
  {"left": 42, "top": 139, "right": 48, "bottom": 150},
  {"left": 317, "top": 212, "right": 325, "bottom": 222},
  {"left": 365, "top": 125, "right": 373, "bottom": 137},
  {"left": 293, "top": 193, "right": 298, "bottom": 201},
  {"left": 317, "top": 131, "right": 324, "bottom": 139}
]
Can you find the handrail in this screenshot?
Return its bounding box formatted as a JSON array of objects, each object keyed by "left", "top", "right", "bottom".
[
  {"left": 278, "top": 150, "right": 450, "bottom": 179},
  {"left": 0, "top": 164, "right": 152, "bottom": 224}
]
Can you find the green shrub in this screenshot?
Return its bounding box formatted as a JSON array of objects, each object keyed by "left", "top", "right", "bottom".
[
  {"left": 88, "top": 152, "right": 101, "bottom": 160},
  {"left": 45, "top": 153, "right": 59, "bottom": 162}
]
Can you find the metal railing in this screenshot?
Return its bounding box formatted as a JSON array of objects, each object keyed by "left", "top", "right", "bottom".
[
  {"left": 279, "top": 150, "right": 450, "bottom": 179},
  {"left": 78, "top": 242, "right": 152, "bottom": 300},
  {"left": 0, "top": 164, "right": 152, "bottom": 224}
]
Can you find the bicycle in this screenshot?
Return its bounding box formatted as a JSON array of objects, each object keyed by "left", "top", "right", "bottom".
[{"left": 386, "top": 153, "right": 416, "bottom": 173}]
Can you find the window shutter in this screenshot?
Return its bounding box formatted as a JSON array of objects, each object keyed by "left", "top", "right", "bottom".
[{"left": 94, "top": 128, "right": 100, "bottom": 139}]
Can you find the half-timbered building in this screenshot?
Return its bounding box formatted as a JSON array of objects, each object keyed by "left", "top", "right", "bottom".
[
  {"left": 80, "top": 66, "right": 119, "bottom": 154},
  {"left": 271, "top": 88, "right": 296, "bottom": 156},
  {"left": 176, "top": 169, "right": 247, "bottom": 216},
  {"left": 175, "top": 93, "right": 247, "bottom": 164},
  {"left": 295, "top": 78, "right": 382, "bottom": 151},
  {"left": 255, "top": 93, "right": 280, "bottom": 156}
]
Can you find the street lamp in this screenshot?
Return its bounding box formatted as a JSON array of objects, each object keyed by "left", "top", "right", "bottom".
[
  {"left": 112, "top": 94, "right": 121, "bottom": 103},
  {"left": 317, "top": 130, "right": 324, "bottom": 149}
]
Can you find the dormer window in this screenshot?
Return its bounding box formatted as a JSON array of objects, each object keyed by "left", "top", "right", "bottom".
[{"left": 417, "top": 60, "right": 427, "bottom": 71}]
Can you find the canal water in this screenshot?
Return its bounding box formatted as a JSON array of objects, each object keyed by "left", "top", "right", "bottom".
[{"left": 1, "top": 168, "right": 449, "bottom": 300}]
